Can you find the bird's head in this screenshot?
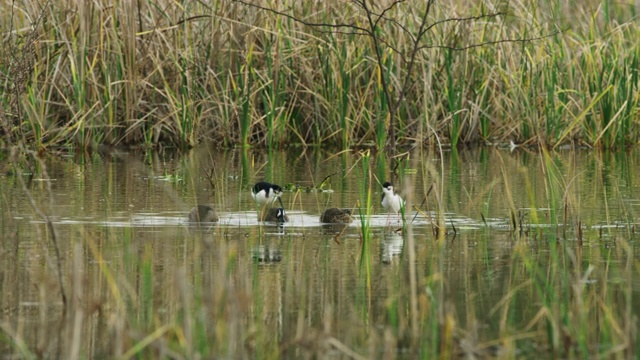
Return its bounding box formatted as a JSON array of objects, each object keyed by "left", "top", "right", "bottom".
[{"left": 382, "top": 182, "right": 394, "bottom": 192}]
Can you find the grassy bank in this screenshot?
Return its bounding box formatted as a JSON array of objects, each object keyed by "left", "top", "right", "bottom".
[{"left": 0, "top": 0, "right": 639, "bottom": 150}]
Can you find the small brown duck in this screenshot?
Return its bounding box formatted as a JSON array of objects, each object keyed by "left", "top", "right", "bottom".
[
  {"left": 320, "top": 208, "right": 353, "bottom": 224},
  {"left": 260, "top": 207, "right": 289, "bottom": 223},
  {"left": 188, "top": 205, "right": 219, "bottom": 223}
]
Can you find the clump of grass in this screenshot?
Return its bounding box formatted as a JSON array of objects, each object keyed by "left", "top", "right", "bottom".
[{"left": 1, "top": 1, "right": 640, "bottom": 150}]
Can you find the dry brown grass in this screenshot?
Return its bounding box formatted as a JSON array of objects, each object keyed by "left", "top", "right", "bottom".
[{"left": 0, "top": 0, "right": 638, "bottom": 150}]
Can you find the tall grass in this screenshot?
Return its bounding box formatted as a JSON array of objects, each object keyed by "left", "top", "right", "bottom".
[{"left": 1, "top": 1, "right": 640, "bottom": 150}]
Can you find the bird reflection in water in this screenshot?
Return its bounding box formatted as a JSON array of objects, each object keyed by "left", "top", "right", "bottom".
[
  {"left": 381, "top": 232, "right": 404, "bottom": 264},
  {"left": 252, "top": 245, "right": 282, "bottom": 263}
]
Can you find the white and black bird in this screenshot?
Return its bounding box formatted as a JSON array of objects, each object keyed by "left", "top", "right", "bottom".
[
  {"left": 260, "top": 207, "right": 289, "bottom": 223},
  {"left": 381, "top": 181, "right": 404, "bottom": 215},
  {"left": 252, "top": 181, "right": 284, "bottom": 208}
]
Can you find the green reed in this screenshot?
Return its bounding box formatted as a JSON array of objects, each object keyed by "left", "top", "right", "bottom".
[
  {"left": 374, "top": 52, "right": 391, "bottom": 150},
  {"left": 239, "top": 46, "right": 254, "bottom": 148},
  {"left": 543, "top": 58, "right": 560, "bottom": 143},
  {"left": 357, "top": 150, "right": 373, "bottom": 289},
  {"left": 2, "top": 0, "right": 640, "bottom": 150},
  {"left": 506, "top": 148, "right": 637, "bottom": 357},
  {"left": 445, "top": 50, "right": 462, "bottom": 147},
  {"left": 338, "top": 41, "right": 351, "bottom": 149},
  {"left": 140, "top": 244, "right": 154, "bottom": 327},
  {"left": 24, "top": 83, "right": 45, "bottom": 148}
]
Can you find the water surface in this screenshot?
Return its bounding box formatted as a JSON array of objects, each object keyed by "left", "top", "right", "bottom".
[{"left": 1, "top": 146, "right": 638, "bottom": 358}]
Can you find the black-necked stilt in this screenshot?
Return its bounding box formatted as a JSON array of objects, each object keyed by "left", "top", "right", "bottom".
[
  {"left": 320, "top": 208, "right": 354, "bottom": 224},
  {"left": 381, "top": 182, "right": 404, "bottom": 222},
  {"left": 260, "top": 207, "right": 289, "bottom": 223},
  {"left": 188, "top": 205, "right": 218, "bottom": 223},
  {"left": 252, "top": 181, "right": 284, "bottom": 207}
]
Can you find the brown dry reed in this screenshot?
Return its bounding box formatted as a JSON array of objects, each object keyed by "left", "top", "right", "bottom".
[{"left": 0, "top": 0, "right": 639, "bottom": 151}]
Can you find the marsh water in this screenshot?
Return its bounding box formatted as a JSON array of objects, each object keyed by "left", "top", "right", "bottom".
[{"left": 1, "top": 146, "right": 639, "bottom": 358}]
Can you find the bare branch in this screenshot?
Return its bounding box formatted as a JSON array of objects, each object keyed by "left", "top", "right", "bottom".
[
  {"left": 376, "top": 16, "right": 416, "bottom": 42},
  {"left": 375, "top": 36, "right": 407, "bottom": 63},
  {"left": 394, "top": 0, "right": 432, "bottom": 110},
  {"left": 416, "top": 29, "right": 566, "bottom": 52},
  {"left": 232, "top": 0, "right": 562, "bottom": 151},
  {"left": 373, "top": 0, "right": 405, "bottom": 29},
  {"left": 233, "top": 0, "right": 371, "bottom": 35},
  {"left": 421, "top": 12, "right": 507, "bottom": 37},
  {"left": 353, "top": 0, "right": 412, "bottom": 38}
]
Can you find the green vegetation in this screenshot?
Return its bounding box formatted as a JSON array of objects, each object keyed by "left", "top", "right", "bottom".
[
  {"left": 1, "top": 0, "right": 640, "bottom": 357},
  {"left": 1, "top": 148, "right": 639, "bottom": 358},
  {"left": 1, "top": 0, "right": 639, "bottom": 150}
]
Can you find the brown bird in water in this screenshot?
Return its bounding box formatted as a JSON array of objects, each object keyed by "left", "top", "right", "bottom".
[
  {"left": 188, "top": 205, "right": 219, "bottom": 223},
  {"left": 320, "top": 208, "right": 353, "bottom": 224}
]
